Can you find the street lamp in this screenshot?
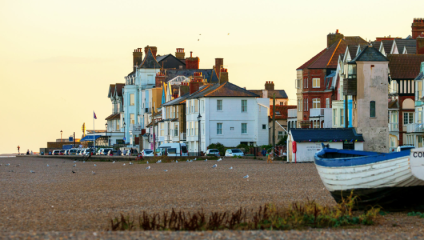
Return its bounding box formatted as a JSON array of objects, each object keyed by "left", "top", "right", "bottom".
[
  {"left": 197, "top": 113, "right": 202, "bottom": 157},
  {"left": 123, "top": 118, "right": 126, "bottom": 144},
  {"left": 105, "top": 123, "right": 108, "bottom": 146},
  {"left": 60, "top": 130, "right": 63, "bottom": 142}
]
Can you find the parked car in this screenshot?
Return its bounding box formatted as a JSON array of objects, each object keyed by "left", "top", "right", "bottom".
[
  {"left": 205, "top": 149, "right": 220, "bottom": 156},
  {"left": 52, "top": 150, "right": 60, "bottom": 155},
  {"left": 59, "top": 150, "right": 66, "bottom": 155},
  {"left": 225, "top": 149, "right": 244, "bottom": 157},
  {"left": 99, "top": 148, "right": 114, "bottom": 155},
  {"left": 141, "top": 149, "right": 154, "bottom": 157},
  {"left": 69, "top": 149, "right": 77, "bottom": 155},
  {"left": 157, "top": 143, "right": 188, "bottom": 156},
  {"left": 82, "top": 148, "right": 94, "bottom": 155}
]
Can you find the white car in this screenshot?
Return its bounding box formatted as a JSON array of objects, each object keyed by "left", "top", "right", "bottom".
[
  {"left": 205, "top": 149, "right": 220, "bottom": 156},
  {"left": 141, "top": 149, "right": 154, "bottom": 157},
  {"left": 225, "top": 149, "right": 244, "bottom": 157}
]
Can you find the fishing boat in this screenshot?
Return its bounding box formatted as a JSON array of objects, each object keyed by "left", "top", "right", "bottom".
[{"left": 314, "top": 144, "right": 424, "bottom": 209}]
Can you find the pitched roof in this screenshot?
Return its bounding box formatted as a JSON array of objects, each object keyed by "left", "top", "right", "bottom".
[
  {"left": 309, "top": 40, "right": 348, "bottom": 69},
  {"left": 344, "top": 36, "right": 368, "bottom": 45},
  {"left": 381, "top": 40, "right": 394, "bottom": 54},
  {"left": 269, "top": 105, "right": 297, "bottom": 120},
  {"left": 393, "top": 39, "right": 416, "bottom": 54},
  {"left": 349, "top": 46, "right": 389, "bottom": 63},
  {"left": 290, "top": 128, "right": 364, "bottom": 142},
  {"left": 139, "top": 48, "right": 161, "bottom": 69},
  {"left": 164, "top": 69, "right": 219, "bottom": 83},
  {"left": 108, "top": 84, "right": 115, "bottom": 98},
  {"left": 115, "top": 83, "right": 125, "bottom": 97},
  {"left": 296, "top": 48, "right": 326, "bottom": 70},
  {"left": 105, "top": 113, "right": 120, "bottom": 120},
  {"left": 387, "top": 54, "right": 424, "bottom": 79},
  {"left": 248, "top": 90, "right": 288, "bottom": 98},
  {"left": 156, "top": 54, "right": 186, "bottom": 66},
  {"left": 187, "top": 82, "right": 259, "bottom": 99}
]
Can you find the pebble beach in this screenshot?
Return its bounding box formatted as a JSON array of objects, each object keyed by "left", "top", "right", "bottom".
[{"left": 1, "top": 156, "right": 424, "bottom": 239}]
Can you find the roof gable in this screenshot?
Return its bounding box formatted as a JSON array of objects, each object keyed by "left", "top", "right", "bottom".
[
  {"left": 139, "top": 48, "right": 161, "bottom": 69},
  {"left": 349, "top": 46, "right": 389, "bottom": 63},
  {"left": 309, "top": 39, "right": 349, "bottom": 69},
  {"left": 387, "top": 54, "right": 424, "bottom": 79},
  {"left": 108, "top": 84, "right": 115, "bottom": 98}
]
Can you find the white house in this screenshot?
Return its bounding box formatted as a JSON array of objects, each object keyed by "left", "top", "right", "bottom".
[
  {"left": 287, "top": 128, "right": 364, "bottom": 162},
  {"left": 184, "top": 81, "right": 269, "bottom": 155},
  {"left": 105, "top": 83, "right": 125, "bottom": 145}
]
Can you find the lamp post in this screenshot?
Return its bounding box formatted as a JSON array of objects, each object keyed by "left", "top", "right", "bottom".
[
  {"left": 105, "top": 123, "right": 108, "bottom": 146},
  {"left": 123, "top": 118, "right": 126, "bottom": 144},
  {"left": 60, "top": 130, "right": 63, "bottom": 142},
  {"left": 197, "top": 113, "right": 202, "bottom": 157}
]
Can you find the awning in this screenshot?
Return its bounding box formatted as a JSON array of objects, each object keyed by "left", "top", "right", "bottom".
[{"left": 80, "top": 135, "right": 102, "bottom": 142}]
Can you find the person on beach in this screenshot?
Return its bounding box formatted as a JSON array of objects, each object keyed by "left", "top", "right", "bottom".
[
  {"left": 261, "top": 148, "right": 267, "bottom": 156},
  {"left": 26, "top": 149, "right": 29, "bottom": 155}
]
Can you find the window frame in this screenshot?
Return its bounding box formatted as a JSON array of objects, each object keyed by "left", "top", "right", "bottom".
[
  {"left": 217, "top": 123, "right": 223, "bottom": 135},
  {"left": 130, "top": 94, "right": 135, "bottom": 106},
  {"left": 312, "top": 78, "right": 320, "bottom": 88},
  {"left": 241, "top": 123, "right": 247, "bottom": 134},
  {"left": 217, "top": 99, "right": 223, "bottom": 111},
  {"left": 312, "top": 98, "right": 321, "bottom": 109},
  {"left": 370, "top": 101, "right": 376, "bottom": 118},
  {"left": 241, "top": 100, "right": 247, "bottom": 112}
]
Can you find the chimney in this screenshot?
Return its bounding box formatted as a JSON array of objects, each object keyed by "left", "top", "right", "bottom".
[
  {"left": 179, "top": 83, "right": 190, "bottom": 96},
  {"left": 214, "top": 58, "right": 224, "bottom": 79},
  {"left": 175, "top": 48, "right": 185, "bottom": 59},
  {"left": 417, "top": 37, "right": 424, "bottom": 54},
  {"left": 412, "top": 18, "right": 424, "bottom": 39},
  {"left": 327, "top": 30, "right": 344, "bottom": 48},
  {"left": 265, "top": 81, "right": 275, "bottom": 91},
  {"left": 133, "top": 48, "right": 143, "bottom": 72},
  {"left": 186, "top": 51, "right": 200, "bottom": 69},
  {"left": 189, "top": 72, "right": 204, "bottom": 94},
  {"left": 219, "top": 68, "right": 228, "bottom": 84},
  {"left": 155, "top": 72, "right": 166, "bottom": 87},
  {"left": 144, "top": 45, "right": 158, "bottom": 59}
]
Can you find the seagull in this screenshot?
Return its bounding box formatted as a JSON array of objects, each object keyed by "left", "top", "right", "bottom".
[
  {"left": 72, "top": 170, "right": 76, "bottom": 174},
  {"left": 129, "top": 162, "right": 133, "bottom": 165},
  {"left": 16, "top": 164, "right": 20, "bottom": 167},
  {"left": 92, "top": 171, "right": 96, "bottom": 175},
  {"left": 176, "top": 160, "right": 178, "bottom": 163},
  {"left": 217, "top": 158, "right": 222, "bottom": 162},
  {"left": 186, "top": 160, "right": 189, "bottom": 162},
  {"left": 113, "top": 161, "right": 115, "bottom": 163},
  {"left": 146, "top": 166, "right": 150, "bottom": 170},
  {"left": 6, "top": 163, "right": 10, "bottom": 166},
  {"left": 194, "top": 158, "right": 196, "bottom": 161},
  {"left": 229, "top": 166, "right": 233, "bottom": 170},
  {"left": 74, "top": 161, "right": 76, "bottom": 163},
  {"left": 94, "top": 164, "right": 97, "bottom": 167},
  {"left": 164, "top": 170, "right": 168, "bottom": 172},
  {"left": 157, "top": 160, "right": 161, "bottom": 163},
  {"left": 212, "top": 164, "right": 217, "bottom": 168},
  {"left": 123, "top": 163, "right": 126, "bottom": 166},
  {"left": 204, "top": 159, "right": 207, "bottom": 162},
  {"left": 73, "top": 164, "right": 76, "bottom": 167},
  {"left": 146, "top": 161, "right": 149, "bottom": 164},
  {"left": 83, "top": 161, "right": 85, "bottom": 163},
  {"left": 190, "top": 160, "right": 193, "bottom": 162},
  {"left": 47, "top": 164, "right": 49, "bottom": 167},
  {"left": 30, "top": 170, "right": 35, "bottom": 173},
  {"left": 243, "top": 175, "right": 249, "bottom": 179}
]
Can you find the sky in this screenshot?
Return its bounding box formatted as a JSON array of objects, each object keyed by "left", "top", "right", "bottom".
[{"left": 0, "top": 0, "right": 422, "bottom": 153}]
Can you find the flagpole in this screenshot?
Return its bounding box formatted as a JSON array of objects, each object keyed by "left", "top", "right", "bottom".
[{"left": 94, "top": 111, "right": 96, "bottom": 150}]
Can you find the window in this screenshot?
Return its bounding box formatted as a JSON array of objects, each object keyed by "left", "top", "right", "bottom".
[
  {"left": 370, "top": 101, "right": 376, "bottom": 118},
  {"left": 191, "top": 100, "right": 195, "bottom": 113},
  {"left": 130, "top": 114, "right": 135, "bottom": 125},
  {"left": 326, "top": 98, "right": 330, "bottom": 108},
  {"left": 200, "top": 100, "right": 204, "bottom": 113},
  {"left": 195, "top": 100, "right": 199, "bottom": 113},
  {"left": 404, "top": 112, "right": 414, "bottom": 125},
  {"left": 333, "top": 109, "right": 336, "bottom": 126},
  {"left": 313, "top": 121, "right": 319, "bottom": 128},
  {"left": 160, "top": 123, "right": 164, "bottom": 136},
  {"left": 217, "top": 100, "right": 222, "bottom": 111},
  {"left": 343, "top": 142, "right": 354, "bottom": 150},
  {"left": 116, "top": 120, "right": 120, "bottom": 130},
  {"left": 195, "top": 121, "right": 198, "bottom": 136},
  {"left": 174, "top": 123, "right": 178, "bottom": 136},
  {"left": 340, "top": 109, "right": 344, "bottom": 126},
  {"left": 298, "top": 99, "right": 301, "bottom": 112},
  {"left": 304, "top": 78, "right": 308, "bottom": 89},
  {"left": 130, "top": 94, "right": 135, "bottom": 106},
  {"left": 189, "top": 122, "right": 193, "bottom": 136},
  {"left": 262, "top": 124, "right": 266, "bottom": 129},
  {"left": 417, "top": 81, "right": 423, "bottom": 101},
  {"left": 202, "top": 123, "right": 205, "bottom": 135},
  {"left": 230, "top": 127, "right": 234, "bottom": 130},
  {"left": 187, "top": 101, "right": 190, "bottom": 114},
  {"left": 418, "top": 109, "right": 422, "bottom": 124},
  {"left": 304, "top": 98, "right": 308, "bottom": 111},
  {"left": 217, "top": 123, "right": 222, "bottom": 134},
  {"left": 296, "top": 79, "right": 301, "bottom": 89},
  {"left": 241, "top": 123, "right": 247, "bottom": 134},
  {"left": 278, "top": 131, "right": 284, "bottom": 139},
  {"left": 241, "top": 100, "right": 247, "bottom": 112},
  {"left": 312, "top": 98, "right": 320, "bottom": 108},
  {"left": 313, "top": 78, "right": 320, "bottom": 88}
]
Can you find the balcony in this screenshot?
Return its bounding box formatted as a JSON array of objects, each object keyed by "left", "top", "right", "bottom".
[
  {"left": 300, "top": 121, "right": 310, "bottom": 128},
  {"left": 179, "top": 132, "right": 186, "bottom": 141},
  {"left": 406, "top": 123, "right": 424, "bottom": 133},
  {"left": 343, "top": 75, "right": 357, "bottom": 96},
  {"left": 389, "top": 123, "right": 399, "bottom": 132},
  {"left": 288, "top": 109, "right": 297, "bottom": 118},
  {"left": 310, "top": 108, "right": 325, "bottom": 117}
]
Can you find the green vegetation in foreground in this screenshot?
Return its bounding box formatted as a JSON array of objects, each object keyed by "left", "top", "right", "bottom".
[
  {"left": 407, "top": 211, "right": 424, "bottom": 218},
  {"left": 108, "top": 192, "right": 380, "bottom": 231}
]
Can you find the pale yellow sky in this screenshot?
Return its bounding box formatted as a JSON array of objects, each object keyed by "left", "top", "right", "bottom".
[{"left": 0, "top": 0, "right": 421, "bottom": 153}]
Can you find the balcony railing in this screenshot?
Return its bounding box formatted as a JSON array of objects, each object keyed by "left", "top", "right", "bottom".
[
  {"left": 180, "top": 132, "right": 186, "bottom": 141},
  {"left": 310, "top": 108, "right": 325, "bottom": 117},
  {"left": 288, "top": 109, "right": 297, "bottom": 118},
  {"left": 389, "top": 123, "right": 399, "bottom": 132},
  {"left": 343, "top": 75, "right": 357, "bottom": 96},
  {"left": 406, "top": 123, "right": 424, "bottom": 133},
  {"left": 300, "top": 121, "right": 310, "bottom": 128}
]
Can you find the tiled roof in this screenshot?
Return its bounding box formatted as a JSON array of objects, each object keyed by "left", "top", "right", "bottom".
[
  {"left": 248, "top": 90, "right": 288, "bottom": 98},
  {"left": 139, "top": 48, "right": 161, "bottom": 69},
  {"left": 161, "top": 93, "right": 190, "bottom": 106},
  {"left": 296, "top": 48, "right": 326, "bottom": 70},
  {"left": 115, "top": 83, "right": 124, "bottom": 97},
  {"left": 202, "top": 82, "right": 259, "bottom": 98},
  {"left": 164, "top": 69, "right": 219, "bottom": 83},
  {"left": 344, "top": 36, "right": 368, "bottom": 45},
  {"left": 394, "top": 39, "right": 416, "bottom": 54},
  {"left": 269, "top": 105, "right": 296, "bottom": 120},
  {"left": 349, "top": 46, "right": 389, "bottom": 63},
  {"left": 309, "top": 40, "right": 349, "bottom": 69},
  {"left": 381, "top": 40, "right": 394, "bottom": 54},
  {"left": 290, "top": 128, "right": 364, "bottom": 142},
  {"left": 387, "top": 54, "right": 424, "bottom": 79},
  {"left": 105, "top": 113, "right": 120, "bottom": 120}
]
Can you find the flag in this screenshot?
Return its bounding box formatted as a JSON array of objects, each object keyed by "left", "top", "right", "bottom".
[{"left": 93, "top": 111, "right": 97, "bottom": 119}]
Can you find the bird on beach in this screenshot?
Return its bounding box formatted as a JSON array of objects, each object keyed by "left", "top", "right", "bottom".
[
  {"left": 47, "top": 164, "right": 49, "bottom": 167},
  {"left": 229, "top": 166, "right": 233, "bottom": 170},
  {"left": 186, "top": 160, "right": 189, "bottom": 162},
  {"left": 146, "top": 166, "right": 151, "bottom": 170},
  {"left": 94, "top": 164, "right": 97, "bottom": 167},
  {"left": 157, "top": 160, "right": 161, "bottom": 163},
  {"left": 123, "top": 163, "right": 126, "bottom": 166},
  {"left": 16, "top": 164, "right": 20, "bottom": 167},
  {"left": 176, "top": 160, "right": 178, "bottom": 163},
  {"left": 72, "top": 170, "right": 76, "bottom": 174},
  {"left": 74, "top": 161, "right": 76, "bottom": 163},
  {"left": 73, "top": 164, "right": 76, "bottom": 167},
  {"left": 92, "top": 171, "right": 96, "bottom": 175},
  {"left": 204, "top": 159, "right": 207, "bottom": 162},
  {"left": 30, "top": 170, "right": 35, "bottom": 173},
  {"left": 164, "top": 170, "right": 168, "bottom": 172},
  {"left": 129, "top": 162, "right": 133, "bottom": 165},
  {"left": 217, "top": 158, "right": 222, "bottom": 162},
  {"left": 194, "top": 158, "right": 196, "bottom": 161},
  {"left": 6, "top": 163, "right": 10, "bottom": 166},
  {"left": 83, "top": 161, "right": 85, "bottom": 163},
  {"left": 212, "top": 164, "right": 217, "bottom": 168},
  {"left": 243, "top": 175, "right": 249, "bottom": 179},
  {"left": 113, "top": 161, "right": 115, "bottom": 163}
]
